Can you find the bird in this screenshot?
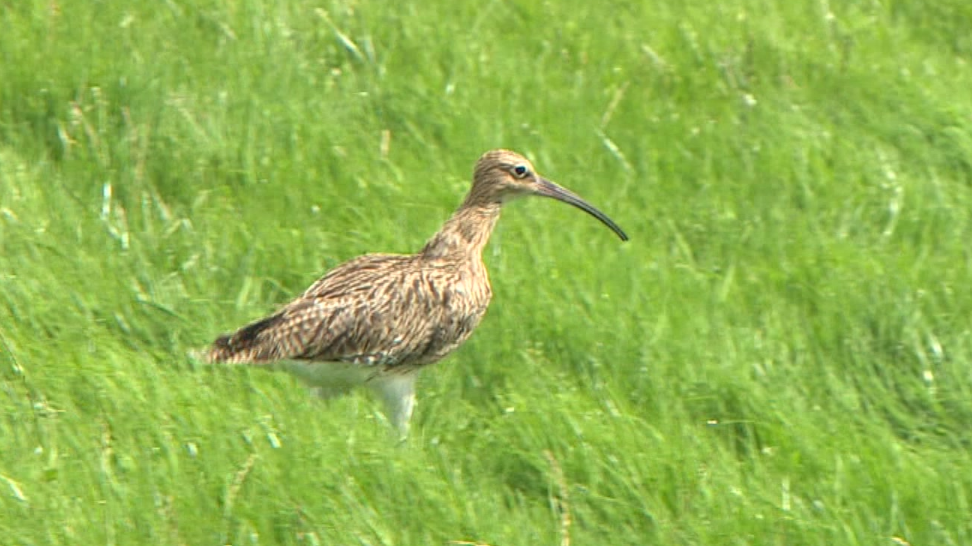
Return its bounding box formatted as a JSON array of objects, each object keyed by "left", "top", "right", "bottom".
[{"left": 201, "top": 149, "right": 628, "bottom": 437}]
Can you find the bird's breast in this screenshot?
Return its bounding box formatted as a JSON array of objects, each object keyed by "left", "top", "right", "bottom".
[{"left": 402, "top": 263, "right": 491, "bottom": 366}]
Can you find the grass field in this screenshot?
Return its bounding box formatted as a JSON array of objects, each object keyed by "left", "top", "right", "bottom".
[{"left": 2, "top": 0, "right": 972, "bottom": 544}]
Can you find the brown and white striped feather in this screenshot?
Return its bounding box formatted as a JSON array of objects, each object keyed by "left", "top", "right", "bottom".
[{"left": 204, "top": 252, "right": 491, "bottom": 373}]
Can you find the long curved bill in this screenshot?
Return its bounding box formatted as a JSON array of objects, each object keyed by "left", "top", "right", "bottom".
[{"left": 534, "top": 177, "right": 629, "bottom": 241}]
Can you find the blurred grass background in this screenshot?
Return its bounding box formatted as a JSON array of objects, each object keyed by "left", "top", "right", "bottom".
[{"left": 2, "top": 0, "right": 971, "bottom": 544}]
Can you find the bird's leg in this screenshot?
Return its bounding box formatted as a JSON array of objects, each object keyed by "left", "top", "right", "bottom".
[{"left": 368, "top": 372, "right": 418, "bottom": 439}]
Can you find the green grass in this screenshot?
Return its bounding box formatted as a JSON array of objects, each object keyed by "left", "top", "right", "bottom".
[{"left": 2, "top": 0, "right": 972, "bottom": 544}]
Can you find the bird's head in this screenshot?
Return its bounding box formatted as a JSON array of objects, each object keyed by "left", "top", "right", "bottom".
[{"left": 469, "top": 149, "right": 629, "bottom": 241}]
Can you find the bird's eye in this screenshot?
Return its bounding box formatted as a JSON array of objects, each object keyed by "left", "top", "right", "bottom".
[{"left": 512, "top": 165, "right": 529, "bottom": 178}]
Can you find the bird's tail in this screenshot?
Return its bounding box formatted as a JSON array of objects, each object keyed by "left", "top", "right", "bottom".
[
  {"left": 186, "top": 347, "right": 213, "bottom": 363},
  {"left": 194, "top": 313, "right": 285, "bottom": 364}
]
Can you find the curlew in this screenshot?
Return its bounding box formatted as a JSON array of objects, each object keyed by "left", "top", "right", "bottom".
[{"left": 202, "top": 149, "right": 628, "bottom": 436}]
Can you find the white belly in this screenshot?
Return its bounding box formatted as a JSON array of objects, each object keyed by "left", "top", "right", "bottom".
[
  {"left": 274, "top": 360, "right": 377, "bottom": 398},
  {"left": 270, "top": 360, "right": 419, "bottom": 437}
]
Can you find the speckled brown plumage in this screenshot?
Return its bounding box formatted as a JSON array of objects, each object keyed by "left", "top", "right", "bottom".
[{"left": 203, "top": 149, "right": 628, "bottom": 436}]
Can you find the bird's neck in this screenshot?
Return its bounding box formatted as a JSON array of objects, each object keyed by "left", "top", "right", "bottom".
[{"left": 421, "top": 201, "right": 501, "bottom": 260}]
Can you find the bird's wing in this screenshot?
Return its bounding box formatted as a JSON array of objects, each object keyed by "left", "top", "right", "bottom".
[{"left": 205, "top": 254, "right": 452, "bottom": 366}]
